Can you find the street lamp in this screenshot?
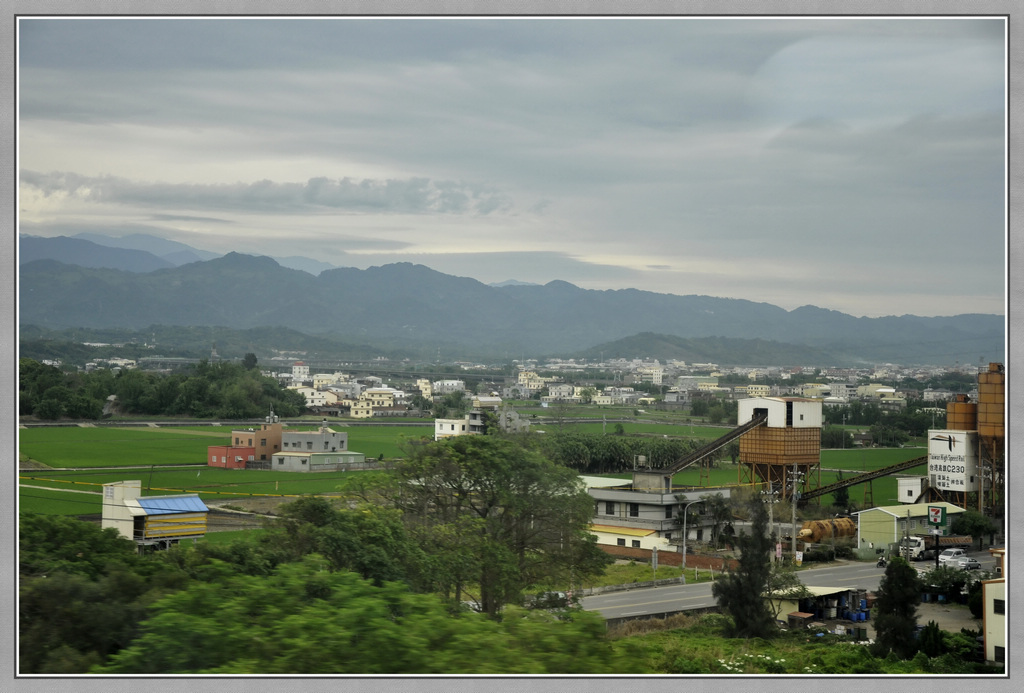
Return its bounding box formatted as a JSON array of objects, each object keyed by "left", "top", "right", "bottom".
[{"left": 681, "top": 499, "right": 705, "bottom": 570}]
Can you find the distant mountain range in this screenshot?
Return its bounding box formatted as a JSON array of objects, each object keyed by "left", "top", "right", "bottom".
[{"left": 17, "top": 234, "right": 1004, "bottom": 366}]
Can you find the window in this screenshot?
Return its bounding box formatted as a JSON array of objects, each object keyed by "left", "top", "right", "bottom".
[
  {"left": 995, "top": 646, "right": 1005, "bottom": 663},
  {"left": 665, "top": 505, "right": 674, "bottom": 519},
  {"left": 665, "top": 533, "right": 672, "bottom": 541},
  {"left": 994, "top": 599, "right": 1005, "bottom": 615},
  {"left": 907, "top": 489, "right": 914, "bottom": 497},
  {"left": 616, "top": 538, "right": 626, "bottom": 547},
  {"left": 631, "top": 540, "right": 641, "bottom": 548},
  {"left": 277, "top": 459, "right": 284, "bottom": 465},
  {"left": 261, "top": 439, "right": 267, "bottom": 447},
  {"left": 629, "top": 503, "right": 639, "bottom": 517},
  {"left": 605, "top": 502, "right": 615, "bottom": 515},
  {"left": 307, "top": 441, "right": 313, "bottom": 450}
]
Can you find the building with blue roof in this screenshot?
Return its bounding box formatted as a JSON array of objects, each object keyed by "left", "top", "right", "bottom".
[{"left": 102, "top": 480, "right": 209, "bottom": 551}]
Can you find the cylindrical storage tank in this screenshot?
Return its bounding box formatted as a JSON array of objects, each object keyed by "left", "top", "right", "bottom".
[
  {"left": 946, "top": 394, "right": 977, "bottom": 431},
  {"left": 977, "top": 363, "right": 1005, "bottom": 439}
]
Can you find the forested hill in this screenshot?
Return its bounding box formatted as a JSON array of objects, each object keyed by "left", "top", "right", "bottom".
[{"left": 19, "top": 253, "right": 1003, "bottom": 365}]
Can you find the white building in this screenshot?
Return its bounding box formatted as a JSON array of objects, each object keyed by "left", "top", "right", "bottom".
[
  {"left": 433, "top": 379, "right": 466, "bottom": 395},
  {"left": 291, "top": 361, "right": 309, "bottom": 383},
  {"left": 290, "top": 386, "right": 339, "bottom": 409}
]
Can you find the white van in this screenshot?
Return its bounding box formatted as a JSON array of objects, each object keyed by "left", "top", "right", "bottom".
[{"left": 938, "top": 548, "right": 967, "bottom": 565}]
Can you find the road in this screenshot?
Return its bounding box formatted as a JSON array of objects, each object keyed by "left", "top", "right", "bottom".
[{"left": 582, "top": 551, "right": 999, "bottom": 621}]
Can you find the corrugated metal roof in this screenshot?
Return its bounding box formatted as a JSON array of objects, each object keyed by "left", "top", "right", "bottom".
[
  {"left": 853, "top": 501, "right": 964, "bottom": 519},
  {"left": 134, "top": 495, "right": 208, "bottom": 516}
]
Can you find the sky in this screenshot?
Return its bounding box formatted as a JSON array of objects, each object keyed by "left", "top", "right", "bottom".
[{"left": 17, "top": 15, "right": 1007, "bottom": 318}]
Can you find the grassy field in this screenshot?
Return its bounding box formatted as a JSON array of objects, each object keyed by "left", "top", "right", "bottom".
[
  {"left": 19, "top": 421, "right": 927, "bottom": 518},
  {"left": 18, "top": 466, "right": 385, "bottom": 506},
  {"left": 18, "top": 426, "right": 224, "bottom": 468},
  {"left": 18, "top": 423, "right": 435, "bottom": 469}
]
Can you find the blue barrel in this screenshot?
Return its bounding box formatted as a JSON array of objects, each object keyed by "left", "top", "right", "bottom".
[{"left": 860, "top": 599, "right": 867, "bottom": 610}]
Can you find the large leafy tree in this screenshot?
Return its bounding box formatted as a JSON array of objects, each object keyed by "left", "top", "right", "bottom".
[
  {"left": 390, "top": 435, "right": 610, "bottom": 617},
  {"left": 951, "top": 509, "right": 998, "bottom": 550},
  {"left": 18, "top": 514, "right": 190, "bottom": 673},
  {"left": 711, "top": 498, "right": 776, "bottom": 638},
  {"left": 871, "top": 556, "right": 922, "bottom": 659},
  {"left": 98, "top": 557, "right": 641, "bottom": 674}
]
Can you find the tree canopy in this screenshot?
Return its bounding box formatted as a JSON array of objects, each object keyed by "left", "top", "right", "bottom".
[
  {"left": 97, "top": 556, "right": 640, "bottom": 674},
  {"left": 871, "top": 556, "right": 922, "bottom": 659},
  {"left": 710, "top": 499, "right": 776, "bottom": 638},
  {"left": 389, "top": 435, "right": 610, "bottom": 616}
]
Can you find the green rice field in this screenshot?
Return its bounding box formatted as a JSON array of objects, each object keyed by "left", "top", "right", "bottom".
[
  {"left": 19, "top": 421, "right": 927, "bottom": 517},
  {"left": 18, "top": 423, "right": 435, "bottom": 469}
]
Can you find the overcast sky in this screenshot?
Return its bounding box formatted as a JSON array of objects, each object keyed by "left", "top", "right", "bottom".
[{"left": 17, "top": 16, "right": 1006, "bottom": 318}]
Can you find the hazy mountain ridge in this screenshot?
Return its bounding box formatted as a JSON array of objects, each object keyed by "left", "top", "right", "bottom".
[{"left": 18, "top": 245, "right": 1004, "bottom": 366}]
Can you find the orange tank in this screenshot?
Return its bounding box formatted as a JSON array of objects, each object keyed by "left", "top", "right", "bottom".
[
  {"left": 977, "top": 363, "right": 1004, "bottom": 439},
  {"left": 796, "top": 517, "right": 857, "bottom": 544}
]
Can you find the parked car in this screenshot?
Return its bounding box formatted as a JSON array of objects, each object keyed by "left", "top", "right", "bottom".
[
  {"left": 955, "top": 557, "right": 982, "bottom": 570},
  {"left": 529, "top": 591, "right": 578, "bottom": 610},
  {"left": 938, "top": 548, "right": 967, "bottom": 565}
]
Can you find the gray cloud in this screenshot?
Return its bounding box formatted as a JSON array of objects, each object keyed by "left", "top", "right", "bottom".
[
  {"left": 16, "top": 16, "right": 1006, "bottom": 318},
  {"left": 21, "top": 171, "right": 512, "bottom": 216}
]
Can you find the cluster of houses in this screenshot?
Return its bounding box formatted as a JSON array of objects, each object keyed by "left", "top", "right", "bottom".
[
  {"left": 273, "top": 358, "right": 976, "bottom": 422},
  {"left": 207, "top": 410, "right": 367, "bottom": 472}
]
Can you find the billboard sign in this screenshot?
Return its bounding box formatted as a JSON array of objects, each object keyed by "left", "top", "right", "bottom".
[{"left": 927, "top": 430, "right": 978, "bottom": 492}]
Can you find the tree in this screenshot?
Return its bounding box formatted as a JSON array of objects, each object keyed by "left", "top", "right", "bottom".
[
  {"left": 241, "top": 352, "right": 258, "bottom": 370},
  {"left": 871, "top": 556, "right": 922, "bottom": 659},
  {"left": 951, "top": 510, "right": 998, "bottom": 550},
  {"left": 711, "top": 499, "right": 776, "bottom": 638},
  {"left": 390, "top": 436, "right": 610, "bottom": 617},
  {"left": 97, "top": 557, "right": 642, "bottom": 674}
]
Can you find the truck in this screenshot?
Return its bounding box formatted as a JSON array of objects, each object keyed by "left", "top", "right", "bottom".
[
  {"left": 897, "top": 534, "right": 973, "bottom": 561},
  {"left": 796, "top": 517, "right": 857, "bottom": 545}
]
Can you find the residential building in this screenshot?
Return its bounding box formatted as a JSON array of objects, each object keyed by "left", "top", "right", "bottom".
[
  {"left": 983, "top": 548, "right": 1006, "bottom": 664},
  {"left": 280, "top": 426, "right": 348, "bottom": 454},
  {"left": 745, "top": 384, "right": 770, "bottom": 398},
  {"left": 207, "top": 411, "right": 283, "bottom": 465},
  {"left": 434, "top": 399, "right": 529, "bottom": 440},
  {"left": 435, "top": 417, "right": 470, "bottom": 440},
  {"left": 800, "top": 383, "right": 830, "bottom": 399},
  {"left": 585, "top": 476, "right": 729, "bottom": 551},
  {"left": 291, "top": 361, "right": 309, "bottom": 384},
  {"left": 433, "top": 379, "right": 466, "bottom": 395},
  {"left": 207, "top": 443, "right": 254, "bottom": 469},
  {"left": 270, "top": 450, "right": 367, "bottom": 472}
]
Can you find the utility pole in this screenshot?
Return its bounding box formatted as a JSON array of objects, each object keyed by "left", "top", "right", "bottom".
[
  {"left": 681, "top": 499, "right": 705, "bottom": 571},
  {"left": 762, "top": 483, "right": 779, "bottom": 563},
  {"left": 790, "top": 461, "right": 805, "bottom": 558}
]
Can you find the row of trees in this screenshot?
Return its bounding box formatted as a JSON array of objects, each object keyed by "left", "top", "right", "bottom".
[
  {"left": 19, "top": 357, "right": 307, "bottom": 420},
  {"left": 538, "top": 430, "right": 709, "bottom": 475}
]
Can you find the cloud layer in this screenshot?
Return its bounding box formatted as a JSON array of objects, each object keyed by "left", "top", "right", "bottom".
[{"left": 18, "top": 16, "right": 1007, "bottom": 318}]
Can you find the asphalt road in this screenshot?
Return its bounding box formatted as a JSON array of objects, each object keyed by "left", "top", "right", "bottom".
[{"left": 582, "top": 550, "right": 1000, "bottom": 621}]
